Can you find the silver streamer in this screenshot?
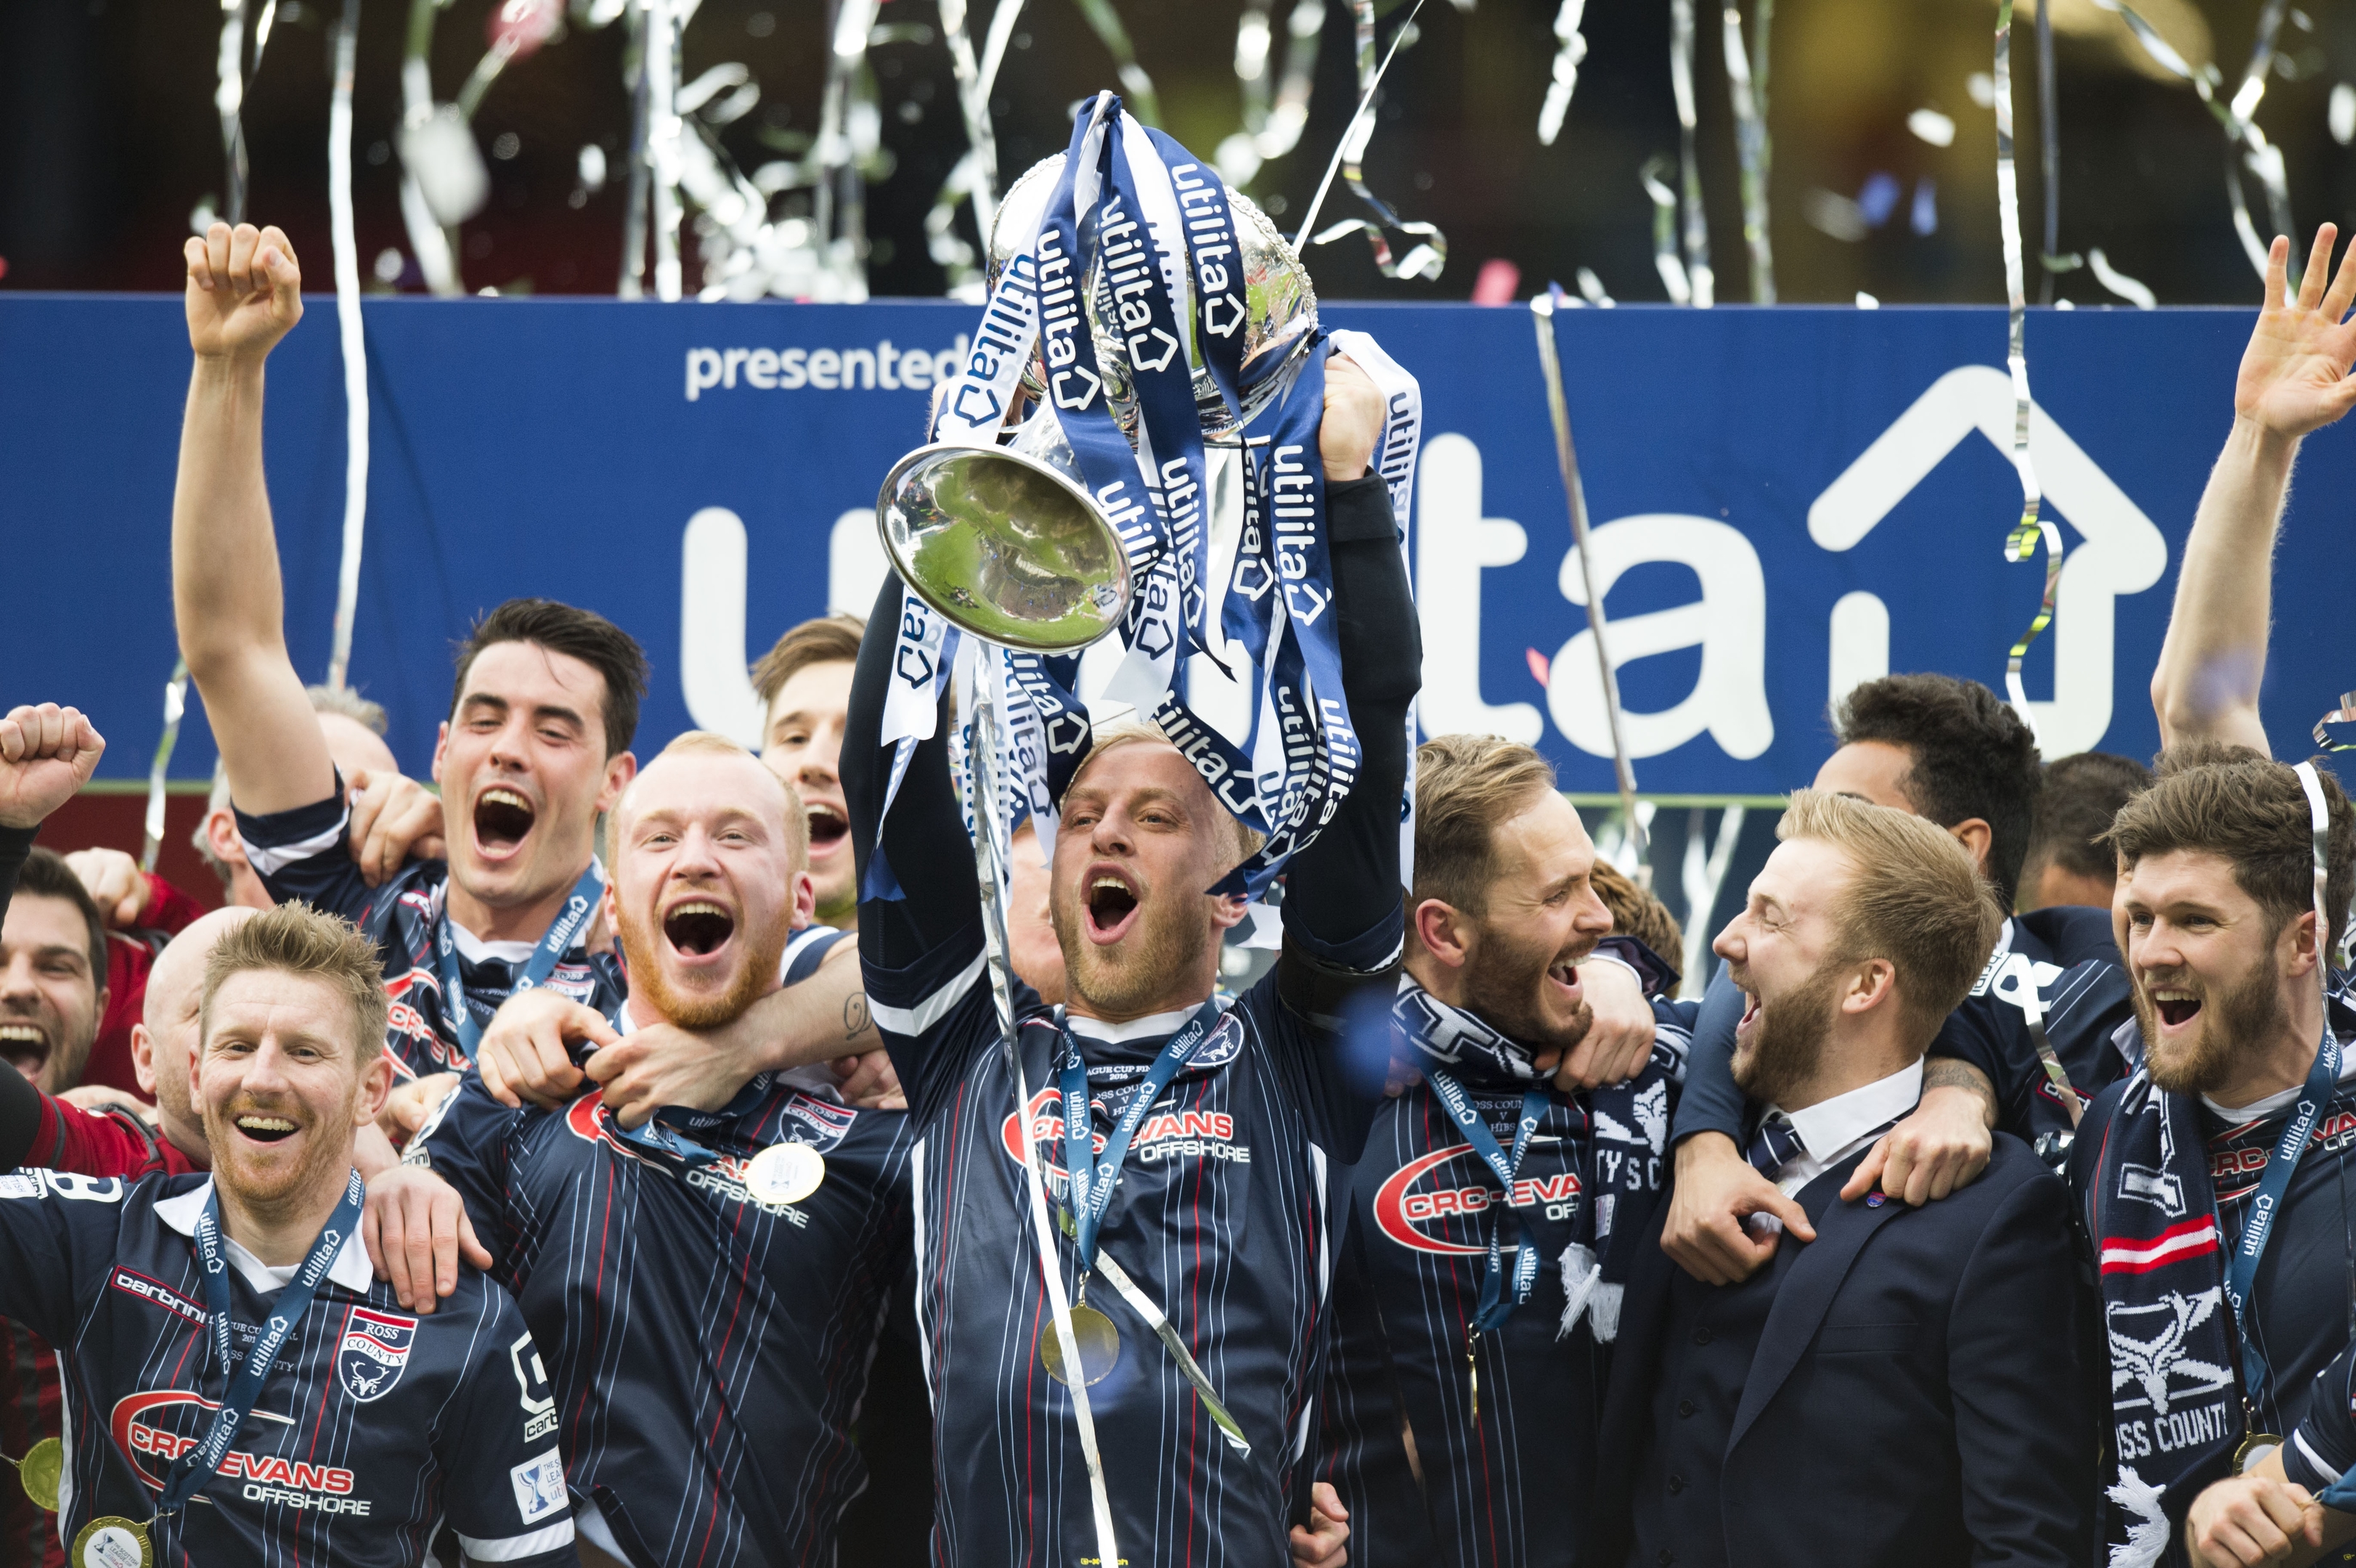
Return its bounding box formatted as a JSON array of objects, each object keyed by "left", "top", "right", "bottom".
[
  {"left": 1260, "top": 0, "right": 1324, "bottom": 160},
  {"left": 397, "top": 0, "right": 488, "bottom": 295},
  {"left": 327, "top": 0, "right": 372, "bottom": 692},
  {"left": 939, "top": 0, "right": 1000, "bottom": 252},
  {"left": 1721, "top": 0, "right": 1772, "bottom": 302},
  {"left": 1537, "top": 0, "right": 1589, "bottom": 147},
  {"left": 645, "top": 0, "right": 686, "bottom": 300},
  {"left": 2036, "top": 0, "right": 2061, "bottom": 302},
  {"left": 141, "top": 662, "right": 191, "bottom": 876},
  {"left": 1680, "top": 805, "right": 1745, "bottom": 999},
  {"left": 1301, "top": 0, "right": 1446, "bottom": 281},
  {"left": 2086, "top": 0, "right": 2292, "bottom": 297},
  {"left": 1667, "top": 0, "right": 1713, "bottom": 307},
  {"left": 1639, "top": 155, "right": 1692, "bottom": 303},
  {"left": 812, "top": 0, "right": 881, "bottom": 302},
  {"left": 215, "top": 0, "right": 273, "bottom": 224},
  {"left": 1068, "top": 0, "right": 1159, "bottom": 125},
  {"left": 1532, "top": 290, "right": 1647, "bottom": 875},
  {"left": 1994, "top": 0, "right": 2061, "bottom": 745}
]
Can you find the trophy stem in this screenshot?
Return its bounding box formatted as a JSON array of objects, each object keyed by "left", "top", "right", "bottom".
[{"left": 953, "top": 653, "right": 1128, "bottom": 1565}]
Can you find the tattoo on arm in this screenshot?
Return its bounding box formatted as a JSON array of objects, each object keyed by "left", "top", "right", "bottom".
[
  {"left": 1923, "top": 1056, "right": 2000, "bottom": 1128},
  {"left": 842, "top": 992, "right": 869, "bottom": 1040}
]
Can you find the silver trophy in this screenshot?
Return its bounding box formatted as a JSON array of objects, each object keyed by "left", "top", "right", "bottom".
[{"left": 875, "top": 154, "right": 1317, "bottom": 660}]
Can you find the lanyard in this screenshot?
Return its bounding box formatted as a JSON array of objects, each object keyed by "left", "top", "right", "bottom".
[
  {"left": 160, "top": 1170, "right": 365, "bottom": 1519},
  {"left": 605, "top": 1075, "right": 775, "bottom": 1169},
  {"left": 1416, "top": 1061, "right": 1552, "bottom": 1335},
  {"left": 435, "top": 862, "right": 604, "bottom": 1055},
  {"left": 2220, "top": 1026, "right": 2341, "bottom": 1413},
  {"left": 1056, "top": 997, "right": 1226, "bottom": 1280}
]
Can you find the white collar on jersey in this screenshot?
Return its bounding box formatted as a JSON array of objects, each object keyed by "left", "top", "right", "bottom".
[
  {"left": 2203, "top": 1042, "right": 2356, "bottom": 1122},
  {"left": 447, "top": 921, "right": 540, "bottom": 967},
  {"left": 1063, "top": 995, "right": 1230, "bottom": 1044},
  {"left": 154, "top": 1180, "right": 377, "bottom": 1296}
]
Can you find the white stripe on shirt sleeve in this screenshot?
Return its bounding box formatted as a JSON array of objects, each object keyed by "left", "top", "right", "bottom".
[
  {"left": 459, "top": 1519, "right": 578, "bottom": 1561},
  {"left": 2294, "top": 1429, "right": 2346, "bottom": 1485},
  {"left": 240, "top": 805, "right": 351, "bottom": 878},
  {"left": 867, "top": 947, "right": 987, "bottom": 1038}
]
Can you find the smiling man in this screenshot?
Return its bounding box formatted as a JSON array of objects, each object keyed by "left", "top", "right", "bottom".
[
  {"left": 1317, "top": 735, "right": 1691, "bottom": 1568},
  {"left": 1589, "top": 790, "right": 2088, "bottom": 1568},
  {"left": 847, "top": 354, "right": 1420, "bottom": 1568},
  {"left": 2066, "top": 751, "right": 2356, "bottom": 1567},
  {"left": 752, "top": 613, "right": 863, "bottom": 934},
  {"left": 0, "top": 902, "right": 574, "bottom": 1568},
  {"left": 367, "top": 732, "right": 913, "bottom": 1568},
  {"left": 0, "top": 849, "right": 107, "bottom": 1094}
]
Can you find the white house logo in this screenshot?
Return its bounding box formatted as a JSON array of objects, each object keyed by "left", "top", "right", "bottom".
[
  {"left": 1372, "top": 1145, "right": 1580, "bottom": 1257},
  {"left": 1807, "top": 366, "right": 2167, "bottom": 754},
  {"left": 2106, "top": 1290, "right": 2233, "bottom": 1415},
  {"left": 337, "top": 1306, "right": 417, "bottom": 1402}
]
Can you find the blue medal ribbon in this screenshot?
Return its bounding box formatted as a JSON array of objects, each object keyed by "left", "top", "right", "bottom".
[
  {"left": 160, "top": 1169, "right": 366, "bottom": 1519},
  {"left": 434, "top": 862, "right": 605, "bottom": 1057},
  {"left": 2222, "top": 1026, "right": 2341, "bottom": 1418},
  {"left": 1415, "top": 1061, "right": 1552, "bottom": 1335},
  {"left": 605, "top": 1074, "right": 778, "bottom": 1170},
  {"left": 1056, "top": 997, "right": 1227, "bottom": 1278}
]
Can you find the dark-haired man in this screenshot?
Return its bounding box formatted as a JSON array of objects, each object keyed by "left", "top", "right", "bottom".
[
  {"left": 170, "top": 223, "right": 876, "bottom": 1108},
  {"left": 753, "top": 613, "right": 863, "bottom": 934},
  {"left": 1317, "top": 735, "right": 1689, "bottom": 1568},
  {"left": 1, "top": 848, "right": 108, "bottom": 1095},
  {"left": 1663, "top": 671, "right": 2138, "bottom": 1282},
  {"left": 367, "top": 733, "right": 911, "bottom": 1568},
  {"left": 2023, "top": 751, "right": 2153, "bottom": 911},
  {"left": 2070, "top": 752, "right": 2356, "bottom": 1567},
  {"left": 1592, "top": 791, "right": 2089, "bottom": 1567},
  {"left": 848, "top": 354, "right": 1418, "bottom": 1567},
  {"left": 2079, "top": 226, "right": 2356, "bottom": 1568}
]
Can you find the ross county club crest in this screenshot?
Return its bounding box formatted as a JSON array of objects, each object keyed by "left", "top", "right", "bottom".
[{"left": 337, "top": 1307, "right": 417, "bottom": 1403}]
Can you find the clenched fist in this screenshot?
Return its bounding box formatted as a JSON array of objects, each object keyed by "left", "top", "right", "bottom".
[{"left": 184, "top": 221, "right": 303, "bottom": 363}]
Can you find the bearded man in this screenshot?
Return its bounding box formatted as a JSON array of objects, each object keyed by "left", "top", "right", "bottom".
[
  {"left": 2068, "top": 751, "right": 2356, "bottom": 1568},
  {"left": 1590, "top": 791, "right": 2090, "bottom": 1568},
  {"left": 1316, "top": 735, "right": 1690, "bottom": 1568},
  {"left": 367, "top": 732, "right": 913, "bottom": 1568}
]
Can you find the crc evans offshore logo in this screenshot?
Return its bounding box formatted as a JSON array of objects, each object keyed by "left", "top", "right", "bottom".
[
  {"left": 563, "top": 1091, "right": 812, "bottom": 1224},
  {"left": 111, "top": 1390, "right": 367, "bottom": 1511},
  {"left": 337, "top": 1306, "right": 417, "bottom": 1402},
  {"left": 999, "top": 1087, "right": 1250, "bottom": 1188},
  {"left": 1373, "top": 1146, "right": 1580, "bottom": 1257},
  {"left": 2210, "top": 1109, "right": 2356, "bottom": 1201}
]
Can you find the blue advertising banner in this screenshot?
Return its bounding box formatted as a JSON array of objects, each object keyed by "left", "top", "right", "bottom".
[{"left": 1, "top": 294, "right": 2340, "bottom": 795}]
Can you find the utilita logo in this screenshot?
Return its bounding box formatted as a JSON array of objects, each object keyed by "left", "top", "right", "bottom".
[{"left": 1373, "top": 1146, "right": 1580, "bottom": 1257}]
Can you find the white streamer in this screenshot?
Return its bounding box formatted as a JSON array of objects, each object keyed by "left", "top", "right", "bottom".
[{"left": 327, "top": 0, "right": 370, "bottom": 691}]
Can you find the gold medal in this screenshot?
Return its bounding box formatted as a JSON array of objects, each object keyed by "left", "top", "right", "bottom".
[
  {"left": 2233, "top": 1432, "right": 2283, "bottom": 1474},
  {"left": 743, "top": 1143, "right": 826, "bottom": 1207},
  {"left": 1039, "top": 1303, "right": 1122, "bottom": 1387},
  {"left": 70, "top": 1517, "right": 151, "bottom": 1568},
  {"left": 14, "top": 1436, "right": 61, "bottom": 1511}
]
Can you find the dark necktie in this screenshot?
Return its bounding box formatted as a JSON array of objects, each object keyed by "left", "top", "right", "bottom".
[{"left": 1745, "top": 1110, "right": 1806, "bottom": 1180}]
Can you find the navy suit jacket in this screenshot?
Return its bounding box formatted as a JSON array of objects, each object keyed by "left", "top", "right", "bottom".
[{"left": 1590, "top": 1134, "right": 2095, "bottom": 1568}]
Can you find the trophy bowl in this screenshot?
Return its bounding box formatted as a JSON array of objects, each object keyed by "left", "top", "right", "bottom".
[
  {"left": 988, "top": 153, "right": 1318, "bottom": 441},
  {"left": 876, "top": 438, "right": 1134, "bottom": 654}
]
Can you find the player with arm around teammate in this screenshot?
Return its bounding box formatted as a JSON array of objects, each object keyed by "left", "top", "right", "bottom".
[{"left": 366, "top": 733, "right": 913, "bottom": 1568}]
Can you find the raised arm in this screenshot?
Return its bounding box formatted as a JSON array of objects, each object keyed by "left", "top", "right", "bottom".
[
  {"left": 174, "top": 221, "right": 335, "bottom": 817},
  {"left": 2152, "top": 226, "right": 2356, "bottom": 754}
]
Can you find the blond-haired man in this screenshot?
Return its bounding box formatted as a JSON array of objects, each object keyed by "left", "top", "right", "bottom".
[
  {"left": 1591, "top": 791, "right": 2092, "bottom": 1568},
  {"left": 0, "top": 902, "right": 572, "bottom": 1568}
]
